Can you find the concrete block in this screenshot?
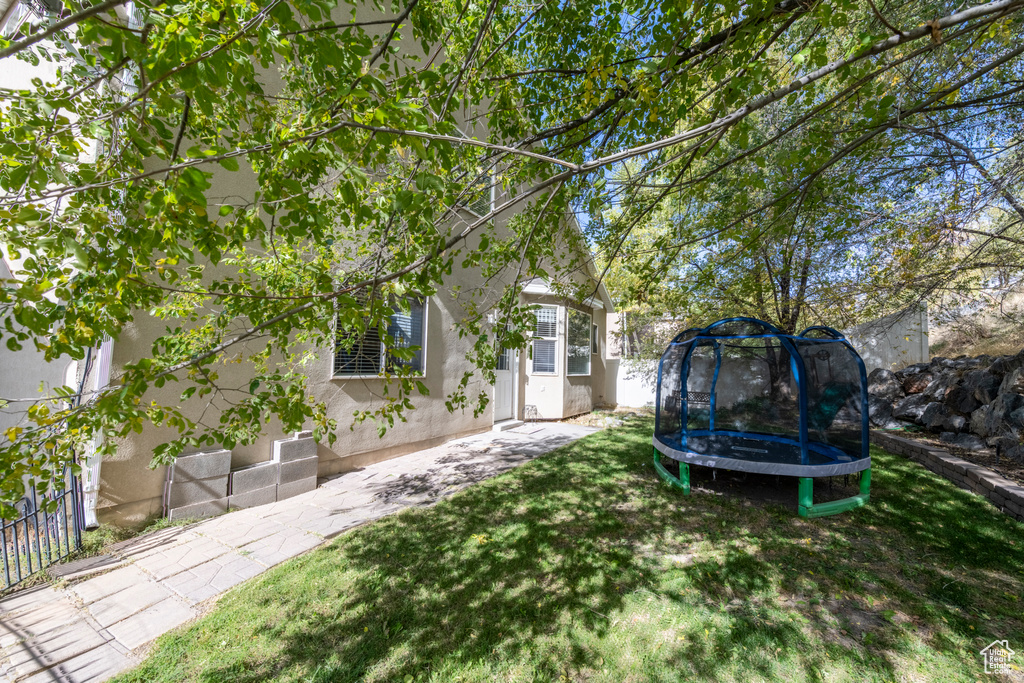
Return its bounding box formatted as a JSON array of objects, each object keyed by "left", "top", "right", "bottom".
[
  {"left": 279, "top": 456, "right": 318, "bottom": 484},
  {"left": 228, "top": 485, "right": 278, "bottom": 510},
  {"left": 273, "top": 435, "right": 317, "bottom": 463},
  {"left": 277, "top": 477, "right": 316, "bottom": 500},
  {"left": 167, "top": 475, "right": 228, "bottom": 509},
  {"left": 170, "top": 450, "right": 232, "bottom": 482},
  {"left": 978, "top": 474, "right": 1000, "bottom": 492},
  {"left": 995, "top": 482, "right": 1024, "bottom": 504},
  {"left": 230, "top": 461, "right": 280, "bottom": 494},
  {"left": 168, "top": 498, "right": 227, "bottom": 522}
]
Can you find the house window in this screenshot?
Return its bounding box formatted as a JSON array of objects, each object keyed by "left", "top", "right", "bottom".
[
  {"left": 531, "top": 305, "right": 558, "bottom": 374},
  {"left": 496, "top": 347, "right": 511, "bottom": 371},
  {"left": 567, "top": 308, "right": 592, "bottom": 376},
  {"left": 592, "top": 323, "right": 599, "bottom": 354},
  {"left": 334, "top": 298, "right": 426, "bottom": 377}
]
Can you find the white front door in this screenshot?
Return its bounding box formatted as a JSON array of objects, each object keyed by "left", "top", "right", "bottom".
[{"left": 494, "top": 348, "right": 514, "bottom": 421}]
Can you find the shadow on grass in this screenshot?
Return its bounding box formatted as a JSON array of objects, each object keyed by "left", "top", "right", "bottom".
[{"left": 117, "top": 420, "right": 1024, "bottom": 682}]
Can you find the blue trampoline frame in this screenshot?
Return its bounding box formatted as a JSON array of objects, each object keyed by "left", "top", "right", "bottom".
[{"left": 653, "top": 317, "right": 871, "bottom": 517}]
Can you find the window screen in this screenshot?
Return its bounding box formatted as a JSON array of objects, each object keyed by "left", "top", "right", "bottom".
[
  {"left": 335, "top": 298, "right": 426, "bottom": 376},
  {"left": 532, "top": 305, "right": 558, "bottom": 374},
  {"left": 567, "top": 309, "right": 591, "bottom": 375},
  {"left": 334, "top": 325, "right": 384, "bottom": 376},
  {"left": 533, "top": 340, "right": 556, "bottom": 373}
]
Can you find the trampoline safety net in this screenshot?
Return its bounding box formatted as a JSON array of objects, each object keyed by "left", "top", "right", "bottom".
[{"left": 655, "top": 318, "right": 870, "bottom": 479}]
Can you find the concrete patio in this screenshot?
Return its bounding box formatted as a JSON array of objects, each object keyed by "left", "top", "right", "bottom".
[{"left": 0, "top": 422, "right": 597, "bottom": 683}]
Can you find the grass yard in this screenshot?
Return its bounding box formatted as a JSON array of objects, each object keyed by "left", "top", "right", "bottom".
[{"left": 114, "top": 418, "right": 1024, "bottom": 682}]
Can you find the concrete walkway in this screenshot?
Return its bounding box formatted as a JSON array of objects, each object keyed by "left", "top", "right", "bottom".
[{"left": 0, "top": 423, "right": 597, "bottom": 683}]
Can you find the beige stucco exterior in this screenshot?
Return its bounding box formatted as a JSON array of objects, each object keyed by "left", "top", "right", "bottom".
[
  {"left": 518, "top": 289, "right": 612, "bottom": 420},
  {"left": 93, "top": 251, "right": 614, "bottom": 526}
]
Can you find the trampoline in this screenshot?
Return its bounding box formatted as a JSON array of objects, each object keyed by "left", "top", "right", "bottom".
[{"left": 653, "top": 317, "right": 871, "bottom": 518}]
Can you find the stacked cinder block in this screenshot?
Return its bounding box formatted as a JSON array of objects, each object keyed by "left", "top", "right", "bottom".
[
  {"left": 165, "top": 449, "right": 231, "bottom": 521},
  {"left": 227, "top": 460, "right": 280, "bottom": 510},
  {"left": 273, "top": 431, "right": 318, "bottom": 500}
]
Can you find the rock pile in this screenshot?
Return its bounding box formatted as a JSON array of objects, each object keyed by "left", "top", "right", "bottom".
[{"left": 868, "top": 349, "right": 1024, "bottom": 461}]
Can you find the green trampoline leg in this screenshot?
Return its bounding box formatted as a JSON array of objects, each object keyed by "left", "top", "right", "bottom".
[
  {"left": 653, "top": 447, "right": 690, "bottom": 495},
  {"left": 798, "top": 477, "right": 814, "bottom": 518},
  {"left": 860, "top": 467, "right": 871, "bottom": 497},
  {"left": 798, "top": 468, "right": 871, "bottom": 518}
]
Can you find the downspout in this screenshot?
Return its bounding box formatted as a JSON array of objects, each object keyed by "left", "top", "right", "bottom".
[
  {"left": 0, "top": 0, "right": 20, "bottom": 34},
  {"left": 80, "top": 337, "right": 112, "bottom": 529}
]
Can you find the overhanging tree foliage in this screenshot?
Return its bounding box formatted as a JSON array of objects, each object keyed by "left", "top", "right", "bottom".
[{"left": 1, "top": 0, "right": 1022, "bottom": 507}]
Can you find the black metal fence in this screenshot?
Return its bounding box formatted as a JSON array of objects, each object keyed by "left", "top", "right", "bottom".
[{"left": 1, "top": 468, "right": 84, "bottom": 590}]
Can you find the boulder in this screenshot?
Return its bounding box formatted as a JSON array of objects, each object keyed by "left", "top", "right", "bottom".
[
  {"left": 920, "top": 402, "right": 950, "bottom": 431},
  {"left": 970, "top": 392, "right": 1024, "bottom": 439},
  {"left": 1007, "top": 444, "right": 1024, "bottom": 462},
  {"left": 943, "top": 385, "right": 981, "bottom": 415},
  {"left": 867, "top": 395, "right": 903, "bottom": 429},
  {"left": 999, "top": 366, "right": 1024, "bottom": 395},
  {"left": 922, "top": 371, "right": 959, "bottom": 402},
  {"left": 902, "top": 372, "right": 934, "bottom": 395},
  {"left": 893, "top": 393, "right": 930, "bottom": 422},
  {"left": 948, "top": 356, "right": 983, "bottom": 370},
  {"left": 962, "top": 369, "right": 1001, "bottom": 404},
  {"left": 895, "top": 362, "right": 930, "bottom": 381},
  {"left": 940, "top": 414, "right": 967, "bottom": 433},
  {"left": 1010, "top": 407, "right": 1024, "bottom": 432},
  {"left": 989, "top": 350, "right": 1024, "bottom": 376},
  {"left": 949, "top": 433, "right": 988, "bottom": 452},
  {"left": 866, "top": 368, "right": 903, "bottom": 402},
  {"left": 992, "top": 435, "right": 1018, "bottom": 455}
]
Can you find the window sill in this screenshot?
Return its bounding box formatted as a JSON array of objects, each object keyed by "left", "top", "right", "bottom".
[{"left": 332, "top": 374, "right": 426, "bottom": 380}]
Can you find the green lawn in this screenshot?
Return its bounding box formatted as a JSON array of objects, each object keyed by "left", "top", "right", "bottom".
[{"left": 114, "top": 419, "right": 1023, "bottom": 682}]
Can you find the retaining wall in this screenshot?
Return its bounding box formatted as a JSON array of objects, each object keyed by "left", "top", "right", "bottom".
[{"left": 871, "top": 430, "right": 1024, "bottom": 523}]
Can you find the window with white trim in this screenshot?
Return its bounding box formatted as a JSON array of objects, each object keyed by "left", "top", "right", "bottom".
[
  {"left": 531, "top": 305, "right": 558, "bottom": 374},
  {"left": 592, "top": 323, "right": 600, "bottom": 354},
  {"left": 334, "top": 298, "right": 426, "bottom": 377},
  {"left": 567, "top": 308, "right": 592, "bottom": 376}
]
